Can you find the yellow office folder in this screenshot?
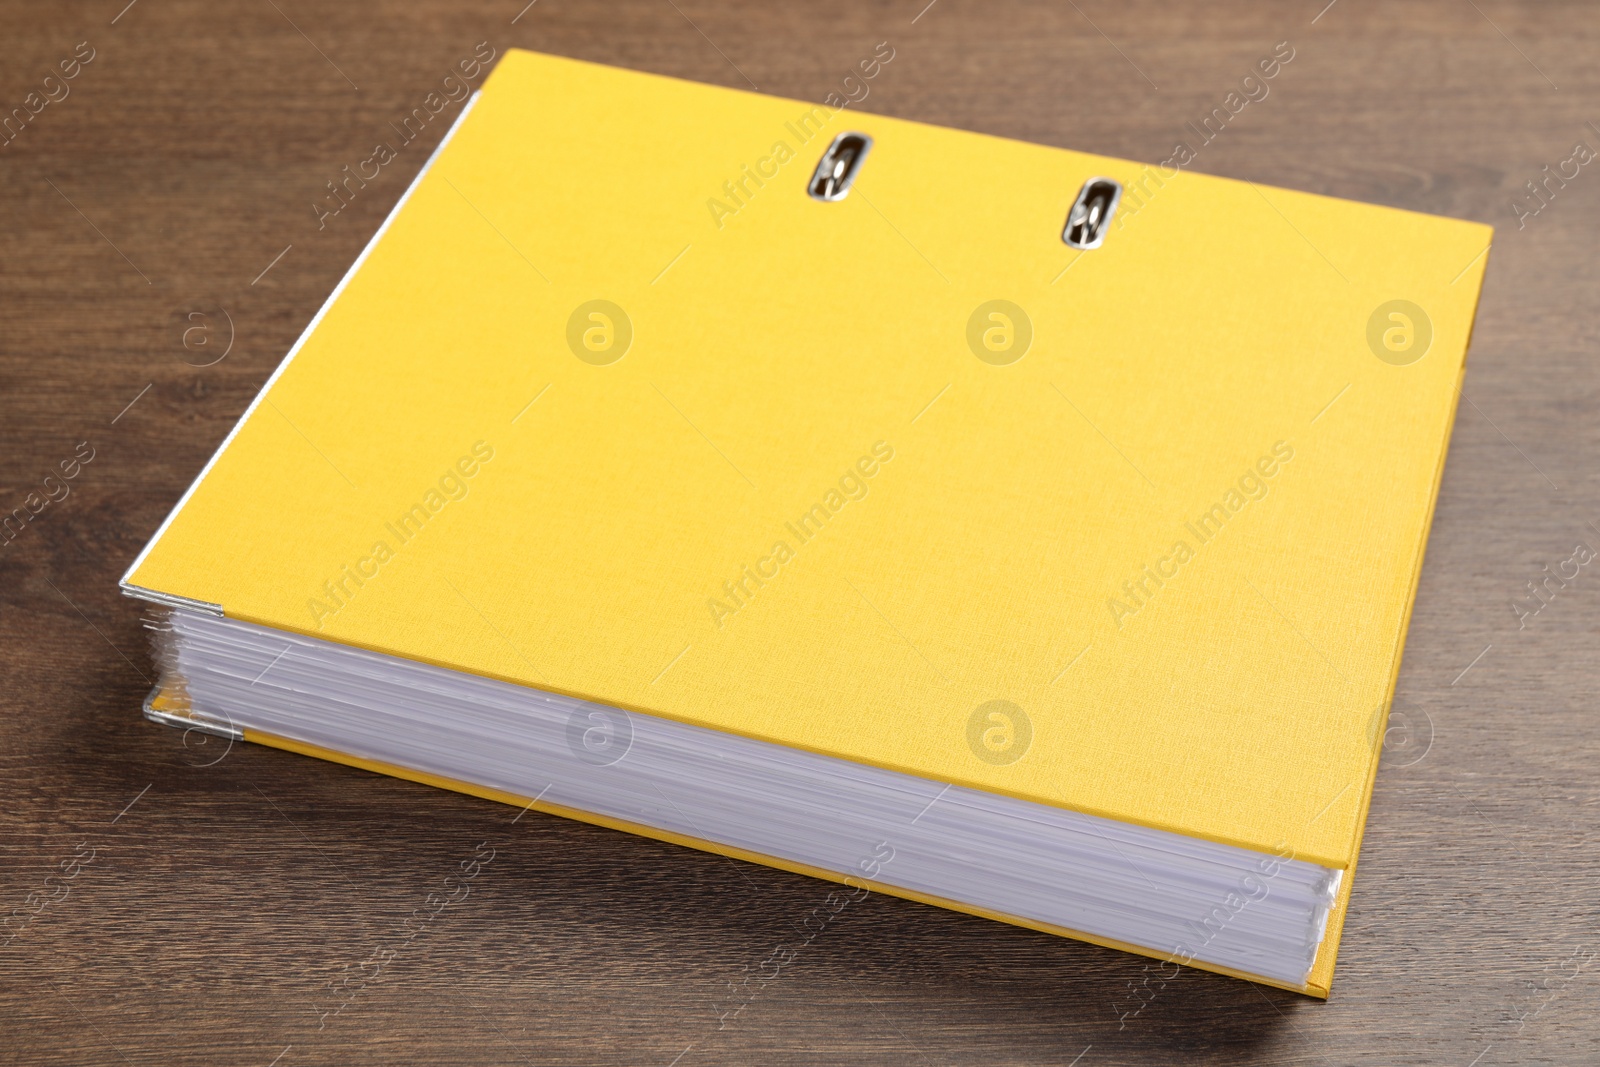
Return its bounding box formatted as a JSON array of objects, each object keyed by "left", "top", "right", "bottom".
[{"left": 123, "top": 49, "right": 1491, "bottom": 996}]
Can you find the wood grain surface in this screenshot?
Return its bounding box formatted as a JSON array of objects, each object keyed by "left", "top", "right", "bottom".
[{"left": 3, "top": 1, "right": 1597, "bottom": 1064}]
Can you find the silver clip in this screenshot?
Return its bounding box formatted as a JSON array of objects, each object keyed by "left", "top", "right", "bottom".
[
  {"left": 119, "top": 581, "right": 225, "bottom": 616},
  {"left": 1062, "top": 178, "right": 1122, "bottom": 250},
  {"left": 808, "top": 133, "right": 873, "bottom": 201},
  {"left": 143, "top": 687, "right": 244, "bottom": 741}
]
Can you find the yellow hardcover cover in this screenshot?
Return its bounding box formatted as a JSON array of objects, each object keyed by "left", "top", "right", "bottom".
[{"left": 125, "top": 49, "right": 1489, "bottom": 993}]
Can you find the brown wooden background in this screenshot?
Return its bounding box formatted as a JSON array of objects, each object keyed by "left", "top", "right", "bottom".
[{"left": 3, "top": 1, "right": 1597, "bottom": 1063}]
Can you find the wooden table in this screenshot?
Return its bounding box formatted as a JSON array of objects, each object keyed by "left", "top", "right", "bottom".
[{"left": 3, "top": 1, "right": 1596, "bottom": 1063}]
